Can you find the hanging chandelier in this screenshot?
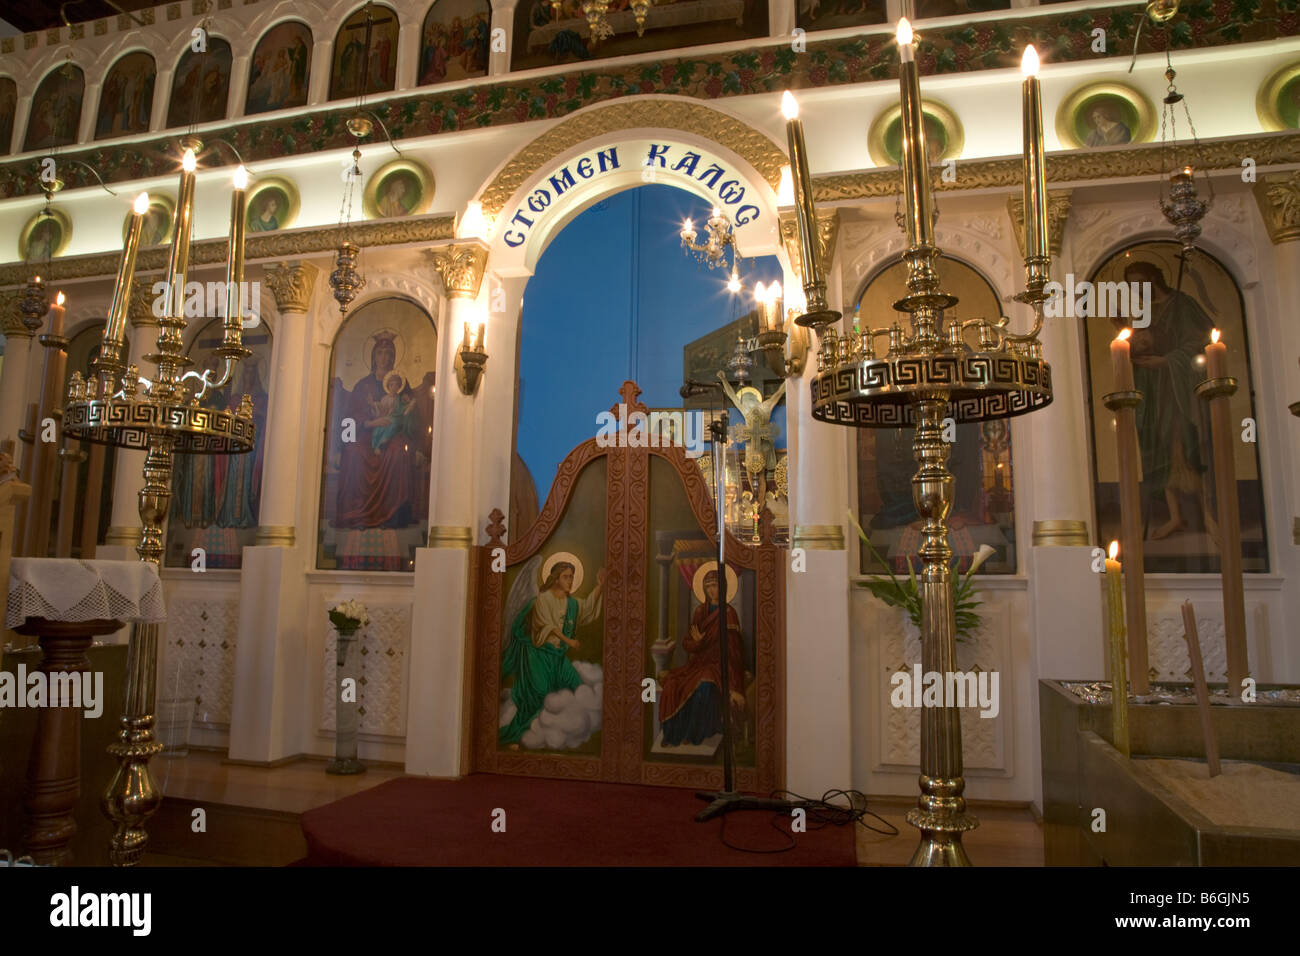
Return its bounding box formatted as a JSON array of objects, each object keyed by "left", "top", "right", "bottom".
[
  {"left": 681, "top": 206, "right": 737, "bottom": 271},
  {"left": 1157, "top": 60, "right": 1212, "bottom": 255}
]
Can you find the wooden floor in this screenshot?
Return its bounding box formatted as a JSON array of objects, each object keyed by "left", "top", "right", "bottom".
[
  {"left": 142, "top": 751, "right": 1044, "bottom": 866},
  {"left": 153, "top": 748, "right": 405, "bottom": 814}
]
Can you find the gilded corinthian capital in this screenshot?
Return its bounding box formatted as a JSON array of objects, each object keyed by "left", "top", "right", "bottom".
[
  {"left": 1008, "top": 190, "right": 1072, "bottom": 258},
  {"left": 128, "top": 277, "right": 158, "bottom": 328},
  {"left": 0, "top": 289, "right": 29, "bottom": 338},
  {"left": 263, "top": 261, "right": 320, "bottom": 313},
  {"left": 779, "top": 210, "right": 839, "bottom": 283},
  {"left": 1253, "top": 170, "right": 1300, "bottom": 244},
  {"left": 428, "top": 242, "right": 489, "bottom": 300}
]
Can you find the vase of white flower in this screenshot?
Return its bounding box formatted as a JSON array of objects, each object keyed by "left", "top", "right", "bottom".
[{"left": 326, "top": 600, "right": 370, "bottom": 775}]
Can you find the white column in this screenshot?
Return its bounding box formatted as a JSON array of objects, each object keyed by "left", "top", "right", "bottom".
[
  {"left": 407, "top": 243, "right": 489, "bottom": 777},
  {"left": 308, "top": 41, "right": 333, "bottom": 106},
  {"left": 1252, "top": 174, "right": 1300, "bottom": 683},
  {"left": 473, "top": 272, "right": 523, "bottom": 531},
  {"left": 488, "top": 0, "right": 517, "bottom": 77},
  {"left": 784, "top": 229, "right": 853, "bottom": 797},
  {"left": 102, "top": 293, "right": 158, "bottom": 553},
  {"left": 1028, "top": 219, "right": 1093, "bottom": 545},
  {"left": 769, "top": 0, "right": 795, "bottom": 39},
  {"left": 0, "top": 316, "right": 36, "bottom": 461},
  {"left": 227, "top": 261, "right": 320, "bottom": 763},
  {"left": 78, "top": 83, "right": 98, "bottom": 144},
  {"left": 396, "top": 12, "right": 419, "bottom": 92},
  {"left": 150, "top": 69, "right": 171, "bottom": 132},
  {"left": 253, "top": 262, "right": 319, "bottom": 538},
  {"left": 228, "top": 55, "right": 250, "bottom": 118}
]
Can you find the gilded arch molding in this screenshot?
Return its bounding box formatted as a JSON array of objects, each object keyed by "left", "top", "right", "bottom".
[{"left": 476, "top": 99, "right": 788, "bottom": 218}]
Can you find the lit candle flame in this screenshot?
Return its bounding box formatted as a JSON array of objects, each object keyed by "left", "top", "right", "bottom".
[
  {"left": 897, "top": 17, "right": 913, "bottom": 46},
  {"left": 753, "top": 280, "right": 766, "bottom": 302},
  {"left": 182, "top": 148, "right": 197, "bottom": 172},
  {"left": 1021, "top": 45, "right": 1039, "bottom": 77},
  {"left": 1109, "top": 540, "right": 1119, "bottom": 561},
  {"left": 781, "top": 90, "right": 799, "bottom": 120},
  {"left": 1117, "top": 328, "right": 1132, "bottom": 342},
  {"left": 682, "top": 218, "right": 693, "bottom": 233},
  {"left": 233, "top": 165, "right": 248, "bottom": 190},
  {"left": 777, "top": 165, "right": 794, "bottom": 206},
  {"left": 1211, "top": 328, "right": 1221, "bottom": 345},
  {"left": 769, "top": 279, "right": 782, "bottom": 301},
  {"left": 55, "top": 291, "right": 65, "bottom": 306},
  {"left": 133, "top": 192, "right": 150, "bottom": 215}
]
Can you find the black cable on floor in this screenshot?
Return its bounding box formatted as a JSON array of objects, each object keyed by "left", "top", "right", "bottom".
[{"left": 717, "top": 788, "right": 900, "bottom": 854}]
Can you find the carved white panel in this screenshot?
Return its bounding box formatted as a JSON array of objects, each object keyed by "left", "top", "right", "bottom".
[
  {"left": 320, "top": 601, "right": 410, "bottom": 738},
  {"left": 868, "top": 600, "right": 1011, "bottom": 774},
  {"left": 162, "top": 597, "right": 240, "bottom": 726},
  {"left": 1142, "top": 599, "right": 1265, "bottom": 684}
]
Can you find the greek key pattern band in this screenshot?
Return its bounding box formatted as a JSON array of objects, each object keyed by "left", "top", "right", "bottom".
[
  {"left": 63, "top": 400, "right": 257, "bottom": 454},
  {"left": 810, "top": 353, "right": 1054, "bottom": 427}
]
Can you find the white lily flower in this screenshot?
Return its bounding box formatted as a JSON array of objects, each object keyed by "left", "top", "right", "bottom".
[{"left": 967, "top": 544, "right": 996, "bottom": 576}]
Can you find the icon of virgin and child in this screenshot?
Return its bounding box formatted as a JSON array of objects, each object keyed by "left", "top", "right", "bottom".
[
  {"left": 500, "top": 553, "right": 606, "bottom": 748},
  {"left": 329, "top": 333, "right": 435, "bottom": 529}
]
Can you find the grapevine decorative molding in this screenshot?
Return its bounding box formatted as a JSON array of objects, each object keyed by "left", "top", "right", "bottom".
[
  {"left": 814, "top": 134, "right": 1300, "bottom": 204},
  {"left": 0, "top": 217, "right": 455, "bottom": 285}
]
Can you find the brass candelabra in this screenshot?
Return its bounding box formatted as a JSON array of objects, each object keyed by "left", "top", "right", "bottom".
[
  {"left": 62, "top": 136, "right": 256, "bottom": 866},
  {"left": 789, "top": 27, "right": 1056, "bottom": 865}
]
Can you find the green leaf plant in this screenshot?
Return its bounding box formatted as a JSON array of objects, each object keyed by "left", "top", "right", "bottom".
[{"left": 847, "top": 508, "right": 991, "bottom": 643}]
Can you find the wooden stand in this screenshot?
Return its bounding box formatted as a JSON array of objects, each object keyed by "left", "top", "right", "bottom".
[
  {"left": 1195, "top": 377, "right": 1249, "bottom": 697},
  {"left": 1180, "top": 601, "right": 1221, "bottom": 777},
  {"left": 1103, "top": 391, "right": 1150, "bottom": 694},
  {"left": 15, "top": 617, "right": 123, "bottom": 865}
]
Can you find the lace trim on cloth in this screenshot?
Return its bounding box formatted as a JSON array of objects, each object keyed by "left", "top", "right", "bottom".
[{"left": 6, "top": 558, "right": 166, "bottom": 628}]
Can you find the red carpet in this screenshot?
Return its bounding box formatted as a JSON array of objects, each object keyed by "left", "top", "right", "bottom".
[{"left": 299, "top": 774, "right": 857, "bottom": 866}]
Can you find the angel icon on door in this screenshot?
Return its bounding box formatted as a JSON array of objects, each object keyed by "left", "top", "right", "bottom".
[{"left": 499, "top": 550, "right": 605, "bottom": 750}]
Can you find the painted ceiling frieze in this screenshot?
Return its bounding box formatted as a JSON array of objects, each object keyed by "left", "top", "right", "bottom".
[{"left": 0, "top": 0, "right": 1295, "bottom": 199}]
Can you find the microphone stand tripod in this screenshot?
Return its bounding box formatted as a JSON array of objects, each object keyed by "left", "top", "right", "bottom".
[{"left": 688, "top": 394, "right": 807, "bottom": 822}]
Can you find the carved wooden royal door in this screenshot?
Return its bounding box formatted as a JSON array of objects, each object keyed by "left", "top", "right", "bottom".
[{"left": 470, "top": 381, "right": 785, "bottom": 791}]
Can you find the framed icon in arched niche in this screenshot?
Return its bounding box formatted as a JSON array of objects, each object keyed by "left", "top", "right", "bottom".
[{"left": 318, "top": 297, "right": 438, "bottom": 571}]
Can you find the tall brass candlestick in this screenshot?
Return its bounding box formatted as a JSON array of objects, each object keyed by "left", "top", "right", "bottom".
[
  {"left": 1020, "top": 45, "right": 1049, "bottom": 291},
  {"left": 152, "top": 144, "right": 199, "bottom": 401},
  {"left": 897, "top": 19, "right": 934, "bottom": 251},
  {"left": 99, "top": 192, "right": 149, "bottom": 385},
  {"left": 222, "top": 166, "right": 248, "bottom": 343},
  {"left": 1196, "top": 330, "right": 1249, "bottom": 696},
  {"left": 1103, "top": 335, "right": 1150, "bottom": 695},
  {"left": 781, "top": 91, "right": 837, "bottom": 329},
  {"left": 101, "top": 141, "right": 202, "bottom": 866}
]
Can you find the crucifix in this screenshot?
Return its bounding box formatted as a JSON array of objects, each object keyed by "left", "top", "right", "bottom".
[{"left": 341, "top": 2, "right": 396, "bottom": 99}]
